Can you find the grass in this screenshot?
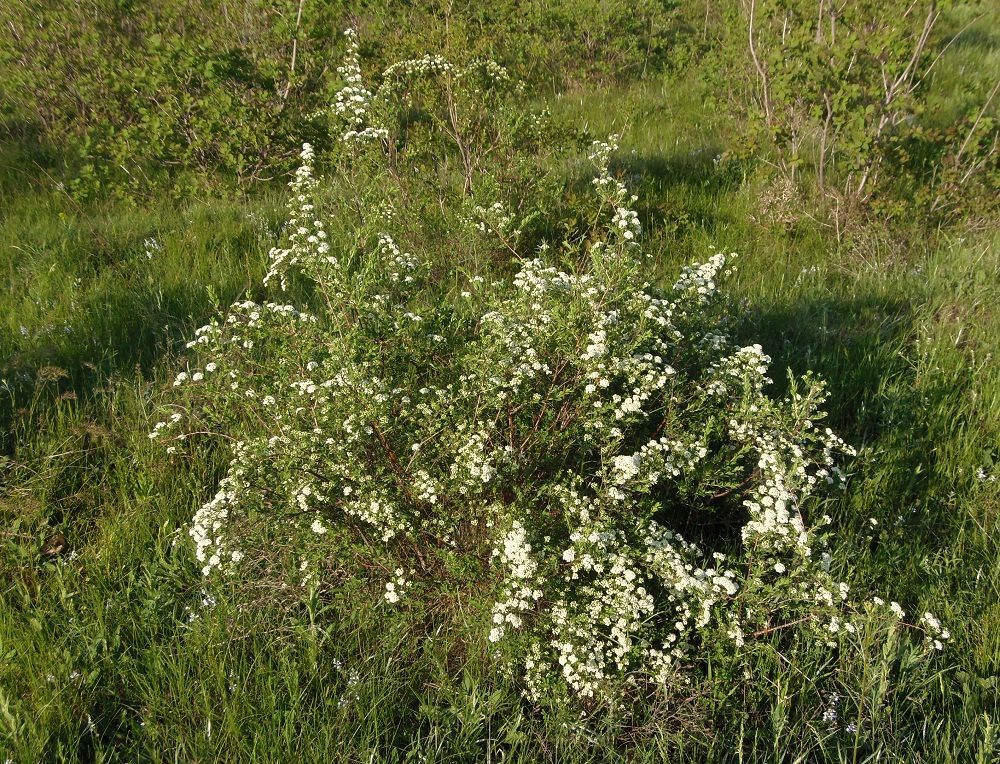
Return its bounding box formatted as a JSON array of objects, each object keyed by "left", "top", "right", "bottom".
[{"left": 1, "top": 6, "right": 998, "bottom": 762}]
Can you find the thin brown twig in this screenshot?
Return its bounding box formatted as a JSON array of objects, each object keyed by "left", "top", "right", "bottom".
[{"left": 752, "top": 615, "right": 814, "bottom": 638}]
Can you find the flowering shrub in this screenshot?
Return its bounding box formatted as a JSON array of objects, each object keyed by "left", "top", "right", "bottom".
[{"left": 152, "top": 33, "right": 946, "bottom": 708}]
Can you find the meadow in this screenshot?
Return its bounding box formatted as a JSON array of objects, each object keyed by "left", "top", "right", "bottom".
[{"left": 1, "top": 2, "right": 998, "bottom": 761}]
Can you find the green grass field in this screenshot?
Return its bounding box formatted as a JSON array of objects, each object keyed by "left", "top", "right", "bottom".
[{"left": 1, "top": 4, "right": 998, "bottom": 762}]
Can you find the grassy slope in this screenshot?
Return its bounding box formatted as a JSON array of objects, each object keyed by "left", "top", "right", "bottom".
[{"left": 1, "top": 8, "right": 998, "bottom": 763}]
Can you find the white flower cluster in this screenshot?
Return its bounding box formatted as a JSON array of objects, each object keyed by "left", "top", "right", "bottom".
[
  {"left": 588, "top": 136, "right": 642, "bottom": 255},
  {"left": 382, "top": 53, "right": 454, "bottom": 82},
  {"left": 333, "top": 29, "right": 388, "bottom": 145},
  {"left": 672, "top": 252, "right": 731, "bottom": 302},
  {"left": 489, "top": 521, "right": 543, "bottom": 644},
  {"left": 919, "top": 611, "right": 951, "bottom": 651},
  {"left": 264, "top": 143, "right": 334, "bottom": 290},
  {"left": 453, "top": 58, "right": 511, "bottom": 87},
  {"left": 143, "top": 236, "right": 162, "bottom": 261},
  {"left": 377, "top": 233, "right": 418, "bottom": 284},
  {"left": 384, "top": 567, "right": 413, "bottom": 604},
  {"left": 711, "top": 343, "right": 772, "bottom": 394},
  {"left": 449, "top": 425, "right": 505, "bottom": 494},
  {"left": 469, "top": 201, "right": 520, "bottom": 241},
  {"left": 190, "top": 471, "right": 245, "bottom": 577},
  {"left": 330, "top": 31, "right": 516, "bottom": 154}
]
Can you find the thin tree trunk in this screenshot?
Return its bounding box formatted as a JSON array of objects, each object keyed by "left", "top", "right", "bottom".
[{"left": 283, "top": 0, "right": 305, "bottom": 101}]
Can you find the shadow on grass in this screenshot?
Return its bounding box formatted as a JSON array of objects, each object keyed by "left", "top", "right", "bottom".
[
  {"left": 536, "top": 147, "right": 755, "bottom": 255},
  {"left": 612, "top": 149, "right": 750, "bottom": 193},
  {"left": 0, "top": 125, "right": 64, "bottom": 196},
  {"left": 0, "top": 273, "right": 255, "bottom": 455},
  {"left": 740, "top": 293, "right": 914, "bottom": 438},
  {"left": 737, "top": 291, "right": 979, "bottom": 591},
  {"left": 617, "top": 150, "right": 758, "bottom": 239}
]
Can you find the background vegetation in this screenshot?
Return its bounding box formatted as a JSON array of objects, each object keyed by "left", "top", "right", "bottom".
[{"left": 1, "top": 0, "right": 998, "bottom": 760}]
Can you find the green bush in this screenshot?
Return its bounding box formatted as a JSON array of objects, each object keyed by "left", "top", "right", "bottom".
[
  {"left": 1, "top": 0, "right": 682, "bottom": 197},
  {"left": 694, "top": 0, "right": 998, "bottom": 224},
  {"left": 150, "top": 36, "right": 949, "bottom": 712}
]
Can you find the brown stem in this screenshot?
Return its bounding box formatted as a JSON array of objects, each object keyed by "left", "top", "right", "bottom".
[
  {"left": 283, "top": 0, "right": 305, "bottom": 101},
  {"left": 747, "top": 0, "right": 774, "bottom": 128},
  {"left": 752, "top": 615, "right": 814, "bottom": 638}
]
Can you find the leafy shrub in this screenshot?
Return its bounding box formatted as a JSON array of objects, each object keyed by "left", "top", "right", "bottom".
[
  {"left": 1, "top": 0, "right": 681, "bottom": 197},
  {"left": 695, "top": 0, "right": 999, "bottom": 224},
  {"left": 742, "top": 0, "right": 943, "bottom": 202},
  {"left": 150, "top": 34, "right": 948, "bottom": 710},
  {"left": 2, "top": 1, "right": 319, "bottom": 195}
]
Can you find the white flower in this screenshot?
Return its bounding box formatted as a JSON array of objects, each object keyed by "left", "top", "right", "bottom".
[
  {"left": 311, "top": 517, "right": 328, "bottom": 535},
  {"left": 612, "top": 453, "right": 641, "bottom": 484}
]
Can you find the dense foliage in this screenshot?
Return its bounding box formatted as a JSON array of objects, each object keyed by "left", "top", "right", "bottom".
[
  {"left": 729, "top": 0, "right": 998, "bottom": 220},
  {"left": 151, "top": 37, "right": 947, "bottom": 712},
  {"left": 1, "top": 0, "right": 679, "bottom": 196},
  {"left": 5, "top": 0, "right": 993, "bottom": 215}
]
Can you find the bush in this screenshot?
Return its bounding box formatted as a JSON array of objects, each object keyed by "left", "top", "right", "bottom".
[
  {"left": 2, "top": 1, "right": 321, "bottom": 195},
  {"left": 1, "top": 1, "right": 681, "bottom": 197},
  {"left": 150, "top": 34, "right": 948, "bottom": 711},
  {"left": 696, "top": 0, "right": 999, "bottom": 224}
]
